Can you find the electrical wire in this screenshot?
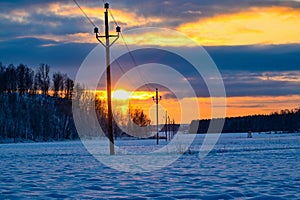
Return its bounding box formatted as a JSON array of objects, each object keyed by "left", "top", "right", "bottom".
[
  {"left": 72, "top": 0, "right": 156, "bottom": 93},
  {"left": 72, "top": 0, "right": 135, "bottom": 91},
  {"left": 73, "top": 0, "right": 97, "bottom": 27},
  {"left": 120, "top": 33, "right": 156, "bottom": 92},
  {"left": 109, "top": 9, "right": 118, "bottom": 26},
  {"left": 109, "top": 9, "right": 156, "bottom": 92},
  {"left": 110, "top": 53, "right": 135, "bottom": 88}
]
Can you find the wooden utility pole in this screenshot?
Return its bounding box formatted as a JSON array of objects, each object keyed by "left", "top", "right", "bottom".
[
  {"left": 94, "top": 2, "right": 120, "bottom": 155},
  {"left": 152, "top": 88, "right": 162, "bottom": 144}
]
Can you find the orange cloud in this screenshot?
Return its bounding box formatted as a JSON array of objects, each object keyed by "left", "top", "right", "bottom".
[
  {"left": 258, "top": 71, "right": 300, "bottom": 82},
  {"left": 21, "top": 2, "right": 164, "bottom": 44},
  {"left": 178, "top": 6, "right": 300, "bottom": 46},
  {"left": 0, "top": 9, "right": 30, "bottom": 23},
  {"left": 120, "top": 30, "right": 197, "bottom": 47},
  {"left": 43, "top": 2, "right": 161, "bottom": 28},
  {"left": 107, "top": 9, "right": 162, "bottom": 28},
  {"left": 5, "top": 3, "right": 300, "bottom": 47}
]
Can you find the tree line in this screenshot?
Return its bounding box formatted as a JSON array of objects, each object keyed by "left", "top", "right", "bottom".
[
  {"left": 0, "top": 62, "right": 76, "bottom": 142},
  {"left": 0, "top": 63, "right": 74, "bottom": 98},
  {"left": 0, "top": 62, "right": 152, "bottom": 143},
  {"left": 190, "top": 108, "right": 300, "bottom": 133}
]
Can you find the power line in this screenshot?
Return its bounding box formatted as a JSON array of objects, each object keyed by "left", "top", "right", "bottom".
[
  {"left": 72, "top": 0, "right": 145, "bottom": 92},
  {"left": 72, "top": 0, "right": 97, "bottom": 27},
  {"left": 109, "top": 9, "right": 156, "bottom": 92},
  {"left": 73, "top": 0, "right": 155, "bottom": 92},
  {"left": 121, "top": 33, "right": 156, "bottom": 92},
  {"left": 110, "top": 53, "right": 136, "bottom": 88},
  {"left": 108, "top": 9, "right": 149, "bottom": 89},
  {"left": 108, "top": 9, "right": 118, "bottom": 26}
]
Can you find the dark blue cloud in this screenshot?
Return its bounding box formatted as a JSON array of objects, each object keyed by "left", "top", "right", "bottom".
[
  {"left": 0, "top": 38, "right": 95, "bottom": 78},
  {"left": 206, "top": 45, "right": 300, "bottom": 71},
  {"left": 222, "top": 71, "right": 300, "bottom": 97},
  {"left": 1, "top": 37, "right": 299, "bottom": 96}
]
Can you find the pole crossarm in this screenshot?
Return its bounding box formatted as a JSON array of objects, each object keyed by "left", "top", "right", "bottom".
[{"left": 96, "top": 34, "right": 119, "bottom": 47}]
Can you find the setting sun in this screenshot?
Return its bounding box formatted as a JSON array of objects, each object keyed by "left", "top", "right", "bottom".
[{"left": 112, "top": 89, "right": 130, "bottom": 100}]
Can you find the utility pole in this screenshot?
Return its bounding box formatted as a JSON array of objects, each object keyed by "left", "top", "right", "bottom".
[
  {"left": 168, "top": 115, "right": 171, "bottom": 140},
  {"left": 152, "top": 88, "right": 162, "bottom": 144},
  {"left": 94, "top": 2, "right": 120, "bottom": 155},
  {"left": 165, "top": 111, "right": 168, "bottom": 141}
]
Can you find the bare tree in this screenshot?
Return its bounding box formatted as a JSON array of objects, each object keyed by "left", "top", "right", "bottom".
[
  {"left": 25, "top": 67, "right": 34, "bottom": 94},
  {"left": 36, "top": 64, "right": 50, "bottom": 95},
  {"left": 52, "top": 72, "right": 64, "bottom": 97},
  {"left": 64, "top": 77, "right": 74, "bottom": 99},
  {"left": 6, "top": 64, "right": 17, "bottom": 93},
  {"left": 0, "top": 63, "right": 5, "bottom": 93}
]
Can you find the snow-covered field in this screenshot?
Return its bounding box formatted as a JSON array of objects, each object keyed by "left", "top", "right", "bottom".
[{"left": 1, "top": 133, "right": 300, "bottom": 199}]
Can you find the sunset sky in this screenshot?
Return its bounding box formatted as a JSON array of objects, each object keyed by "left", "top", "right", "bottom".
[{"left": 1, "top": 0, "right": 300, "bottom": 124}]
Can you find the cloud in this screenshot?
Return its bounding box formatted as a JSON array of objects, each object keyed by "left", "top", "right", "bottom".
[
  {"left": 1, "top": 0, "right": 300, "bottom": 98},
  {"left": 18, "top": 33, "right": 95, "bottom": 44},
  {"left": 1, "top": 37, "right": 299, "bottom": 97},
  {"left": 206, "top": 44, "right": 300, "bottom": 71},
  {"left": 178, "top": 6, "right": 300, "bottom": 46},
  {"left": 183, "top": 10, "right": 202, "bottom": 15},
  {"left": 0, "top": 1, "right": 165, "bottom": 45},
  {"left": 222, "top": 70, "right": 300, "bottom": 97},
  {"left": 0, "top": 9, "right": 30, "bottom": 24},
  {"left": 0, "top": 37, "right": 95, "bottom": 78},
  {"left": 2, "top": 1, "right": 300, "bottom": 47},
  {"left": 223, "top": 95, "right": 300, "bottom": 117},
  {"left": 259, "top": 71, "right": 300, "bottom": 82},
  {"left": 118, "top": 29, "right": 199, "bottom": 47}
]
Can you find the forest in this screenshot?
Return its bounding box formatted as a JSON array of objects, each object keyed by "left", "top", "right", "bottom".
[
  {"left": 190, "top": 108, "right": 300, "bottom": 133},
  {"left": 0, "top": 62, "right": 152, "bottom": 142},
  {"left": 0, "top": 62, "right": 76, "bottom": 142}
]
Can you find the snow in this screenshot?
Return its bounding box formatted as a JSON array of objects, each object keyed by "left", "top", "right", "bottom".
[{"left": 0, "top": 133, "right": 300, "bottom": 199}]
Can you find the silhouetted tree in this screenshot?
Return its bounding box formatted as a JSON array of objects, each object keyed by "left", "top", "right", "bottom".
[
  {"left": 6, "top": 64, "right": 17, "bottom": 93},
  {"left": 131, "top": 108, "right": 151, "bottom": 127},
  {"left": 64, "top": 77, "right": 74, "bottom": 99},
  {"left": 36, "top": 64, "right": 50, "bottom": 95},
  {"left": 0, "top": 63, "right": 5, "bottom": 93},
  {"left": 33, "top": 72, "right": 39, "bottom": 95},
  {"left": 127, "top": 108, "right": 152, "bottom": 138},
  {"left": 52, "top": 72, "right": 64, "bottom": 97},
  {"left": 16, "top": 64, "right": 26, "bottom": 95},
  {"left": 25, "top": 67, "right": 34, "bottom": 94}
]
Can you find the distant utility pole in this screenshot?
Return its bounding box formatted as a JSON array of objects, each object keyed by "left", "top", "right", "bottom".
[
  {"left": 165, "top": 111, "right": 168, "bottom": 141},
  {"left": 168, "top": 115, "right": 171, "bottom": 140},
  {"left": 152, "top": 88, "right": 162, "bottom": 144},
  {"left": 94, "top": 2, "right": 120, "bottom": 155}
]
